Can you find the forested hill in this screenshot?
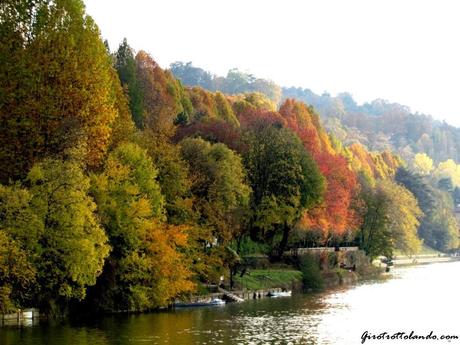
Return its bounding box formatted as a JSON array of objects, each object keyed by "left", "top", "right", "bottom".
[
  {"left": 282, "top": 88, "right": 460, "bottom": 164},
  {"left": 171, "top": 62, "right": 460, "bottom": 164}
]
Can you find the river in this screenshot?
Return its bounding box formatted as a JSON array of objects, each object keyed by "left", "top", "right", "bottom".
[{"left": 1, "top": 261, "right": 460, "bottom": 345}]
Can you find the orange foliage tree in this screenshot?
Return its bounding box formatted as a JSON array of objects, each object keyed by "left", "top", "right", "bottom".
[{"left": 279, "top": 99, "right": 360, "bottom": 241}]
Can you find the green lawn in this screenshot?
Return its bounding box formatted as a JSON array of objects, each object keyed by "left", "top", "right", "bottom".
[{"left": 234, "top": 269, "right": 302, "bottom": 290}]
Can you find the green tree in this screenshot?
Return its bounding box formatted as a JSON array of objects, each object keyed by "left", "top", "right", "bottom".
[
  {"left": 180, "top": 138, "right": 251, "bottom": 243},
  {"left": 0, "top": 230, "right": 36, "bottom": 313},
  {"left": 396, "top": 167, "right": 457, "bottom": 252},
  {"left": 424, "top": 191, "right": 459, "bottom": 252},
  {"left": 27, "top": 158, "right": 110, "bottom": 314},
  {"left": 243, "top": 125, "right": 325, "bottom": 258},
  {"left": 115, "top": 38, "right": 144, "bottom": 128},
  {"left": 359, "top": 180, "right": 422, "bottom": 259},
  {"left": 0, "top": 184, "right": 43, "bottom": 311},
  {"left": 137, "top": 131, "right": 193, "bottom": 224}
]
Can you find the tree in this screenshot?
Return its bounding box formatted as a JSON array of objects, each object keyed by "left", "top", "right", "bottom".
[
  {"left": 0, "top": 230, "right": 36, "bottom": 313},
  {"left": 243, "top": 125, "right": 325, "bottom": 257},
  {"left": 114, "top": 38, "right": 144, "bottom": 128},
  {"left": 359, "top": 180, "right": 422, "bottom": 259},
  {"left": 137, "top": 130, "right": 193, "bottom": 224},
  {"left": 90, "top": 143, "right": 193, "bottom": 311},
  {"left": 423, "top": 191, "right": 459, "bottom": 252},
  {"left": 434, "top": 159, "right": 460, "bottom": 188},
  {"left": 179, "top": 138, "right": 251, "bottom": 284},
  {"left": 412, "top": 153, "right": 433, "bottom": 176},
  {"left": 135, "top": 51, "right": 190, "bottom": 136},
  {"left": 169, "top": 61, "right": 213, "bottom": 89},
  {"left": 0, "top": 0, "right": 119, "bottom": 182},
  {"left": 279, "top": 99, "right": 360, "bottom": 240},
  {"left": 180, "top": 138, "right": 251, "bottom": 243},
  {"left": 396, "top": 167, "right": 457, "bottom": 251},
  {"left": 27, "top": 158, "right": 110, "bottom": 314}
]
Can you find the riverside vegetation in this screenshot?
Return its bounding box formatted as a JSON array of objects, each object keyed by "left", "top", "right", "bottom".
[{"left": 1, "top": 0, "right": 459, "bottom": 317}]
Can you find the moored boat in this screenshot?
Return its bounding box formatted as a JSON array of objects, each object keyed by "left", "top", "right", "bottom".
[
  {"left": 174, "top": 298, "right": 226, "bottom": 308},
  {"left": 267, "top": 290, "right": 292, "bottom": 297}
]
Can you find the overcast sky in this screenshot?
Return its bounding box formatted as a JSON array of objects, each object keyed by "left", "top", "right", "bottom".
[{"left": 84, "top": 0, "right": 460, "bottom": 127}]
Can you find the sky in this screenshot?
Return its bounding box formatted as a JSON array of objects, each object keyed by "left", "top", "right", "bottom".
[{"left": 84, "top": 0, "right": 460, "bottom": 127}]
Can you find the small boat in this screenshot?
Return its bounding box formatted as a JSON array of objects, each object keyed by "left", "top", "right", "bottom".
[
  {"left": 267, "top": 290, "right": 292, "bottom": 298},
  {"left": 174, "top": 298, "right": 226, "bottom": 308}
]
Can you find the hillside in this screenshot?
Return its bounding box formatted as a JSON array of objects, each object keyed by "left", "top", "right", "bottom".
[{"left": 171, "top": 62, "right": 460, "bottom": 164}]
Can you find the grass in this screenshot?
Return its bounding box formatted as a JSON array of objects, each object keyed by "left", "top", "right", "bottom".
[{"left": 233, "top": 269, "right": 302, "bottom": 290}]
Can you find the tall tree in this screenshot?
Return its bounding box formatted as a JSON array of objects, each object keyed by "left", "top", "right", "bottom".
[
  {"left": 114, "top": 38, "right": 144, "bottom": 128},
  {"left": 243, "top": 124, "right": 325, "bottom": 257},
  {"left": 180, "top": 138, "right": 251, "bottom": 244},
  {"left": 396, "top": 167, "right": 458, "bottom": 251},
  {"left": 27, "top": 158, "right": 110, "bottom": 314},
  {"left": 359, "top": 180, "right": 422, "bottom": 258},
  {"left": 0, "top": 0, "right": 119, "bottom": 182},
  {"left": 90, "top": 143, "right": 193, "bottom": 311}
]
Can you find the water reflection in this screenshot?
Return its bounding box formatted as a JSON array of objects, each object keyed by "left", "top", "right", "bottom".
[{"left": 1, "top": 261, "right": 459, "bottom": 345}]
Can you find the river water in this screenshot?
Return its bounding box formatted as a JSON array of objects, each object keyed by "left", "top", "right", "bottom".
[{"left": 1, "top": 261, "right": 460, "bottom": 345}]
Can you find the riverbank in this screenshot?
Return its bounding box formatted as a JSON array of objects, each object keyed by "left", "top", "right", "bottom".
[
  {"left": 177, "top": 249, "right": 381, "bottom": 305},
  {"left": 391, "top": 255, "right": 460, "bottom": 266}
]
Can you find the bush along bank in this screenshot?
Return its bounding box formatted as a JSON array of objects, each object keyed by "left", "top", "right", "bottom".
[{"left": 296, "top": 249, "right": 383, "bottom": 290}]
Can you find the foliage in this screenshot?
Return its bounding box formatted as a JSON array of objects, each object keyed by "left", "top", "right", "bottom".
[
  {"left": 135, "top": 51, "right": 190, "bottom": 136},
  {"left": 27, "top": 158, "right": 110, "bottom": 312},
  {"left": 115, "top": 38, "right": 144, "bottom": 128},
  {"left": 359, "top": 179, "right": 422, "bottom": 259},
  {"left": 0, "top": 230, "right": 36, "bottom": 313},
  {"left": 180, "top": 138, "right": 251, "bottom": 243},
  {"left": 0, "top": 0, "right": 119, "bottom": 182},
  {"left": 90, "top": 143, "right": 193, "bottom": 311},
  {"left": 171, "top": 63, "right": 282, "bottom": 104},
  {"left": 243, "top": 124, "right": 325, "bottom": 256},
  {"left": 395, "top": 167, "right": 458, "bottom": 251},
  {"left": 137, "top": 131, "right": 193, "bottom": 224},
  {"left": 299, "top": 254, "right": 324, "bottom": 290},
  {"left": 412, "top": 153, "right": 434, "bottom": 176},
  {"left": 279, "top": 99, "right": 360, "bottom": 240}
]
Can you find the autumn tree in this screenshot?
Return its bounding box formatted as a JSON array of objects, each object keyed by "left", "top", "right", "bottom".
[
  {"left": 396, "top": 167, "right": 458, "bottom": 251},
  {"left": 412, "top": 153, "right": 434, "bottom": 176},
  {"left": 135, "top": 51, "right": 191, "bottom": 136},
  {"left": 89, "top": 143, "right": 193, "bottom": 311},
  {"left": 434, "top": 159, "right": 460, "bottom": 187},
  {"left": 359, "top": 180, "right": 422, "bottom": 259},
  {"left": 0, "top": 231, "right": 36, "bottom": 313},
  {"left": 137, "top": 130, "right": 193, "bottom": 224},
  {"left": 0, "top": 0, "right": 120, "bottom": 182},
  {"left": 179, "top": 138, "right": 251, "bottom": 283},
  {"left": 279, "top": 99, "right": 359, "bottom": 240}
]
